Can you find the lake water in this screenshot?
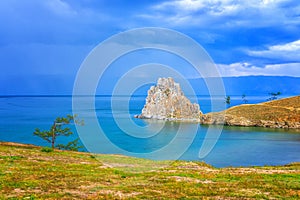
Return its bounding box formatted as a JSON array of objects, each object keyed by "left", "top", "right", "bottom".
[{"left": 0, "top": 95, "right": 299, "bottom": 168}]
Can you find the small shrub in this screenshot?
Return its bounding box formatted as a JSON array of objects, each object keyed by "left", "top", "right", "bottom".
[
  {"left": 23, "top": 194, "right": 36, "bottom": 200},
  {"left": 41, "top": 147, "right": 53, "bottom": 153}
]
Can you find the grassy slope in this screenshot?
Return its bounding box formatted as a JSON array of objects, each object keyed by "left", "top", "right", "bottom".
[
  {"left": 200, "top": 95, "right": 300, "bottom": 127},
  {"left": 0, "top": 142, "right": 299, "bottom": 199},
  {"left": 225, "top": 95, "right": 300, "bottom": 122}
]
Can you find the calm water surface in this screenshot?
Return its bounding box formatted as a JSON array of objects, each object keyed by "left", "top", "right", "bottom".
[{"left": 0, "top": 96, "right": 299, "bottom": 167}]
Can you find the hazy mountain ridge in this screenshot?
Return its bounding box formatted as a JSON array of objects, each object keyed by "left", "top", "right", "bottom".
[
  {"left": 189, "top": 76, "right": 300, "bottom": 96},
  {"left": 1, "top": 75, "right": 299, "bottom": 96}
]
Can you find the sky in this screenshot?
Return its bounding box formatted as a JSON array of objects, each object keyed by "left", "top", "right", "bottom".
[{"left": 0, "top": 0, "right": 300, "bottom": 94}]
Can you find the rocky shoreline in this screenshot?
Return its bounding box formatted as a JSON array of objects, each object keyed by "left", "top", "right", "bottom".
[
  {"left": 201, "top": 112, "right": 300, "bottom": 129},
  {"left": 201, "top": 97, "right": 300, "bottom": 129},
  {"left": 136, "top": 77, "right": 300, "bottom": 129}
]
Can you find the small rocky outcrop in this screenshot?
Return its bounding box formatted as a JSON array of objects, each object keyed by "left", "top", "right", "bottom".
[{"left": 135, "top": 77, "right": 202, "bottom": 121}]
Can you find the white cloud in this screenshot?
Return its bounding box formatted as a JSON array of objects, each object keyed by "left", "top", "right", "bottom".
[
  {"left": 144, "top": 0, "right": 300, "bottom": 28},
  {"left": 148, "top": 0, "right": 241, "bottom": 26},
  {"left": 153, "top": 0, "right": 242, "bottom": 14},
  {"left": 153, "top": 0, "right": 206, "bottom": 12},
  {"left": 217, "top": 62, "right": 300, "bottom": 77},
  {"left": 45, "top": 0, "right": 77, "bottom": 17},
  {"left": 269, "top": 40, "right": 300, "bottom": 51},
  {"left": 248, "top": 40, "right": 300, "bottom": 62}
]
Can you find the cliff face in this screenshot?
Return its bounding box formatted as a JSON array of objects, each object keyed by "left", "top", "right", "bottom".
[{"left": 135, "top": 77, "right": 201, "bottom": 121}]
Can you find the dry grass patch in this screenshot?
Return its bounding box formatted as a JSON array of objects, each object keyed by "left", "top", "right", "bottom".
[{"left": 0, "top": 142, "right": 299, "bottom": 199}]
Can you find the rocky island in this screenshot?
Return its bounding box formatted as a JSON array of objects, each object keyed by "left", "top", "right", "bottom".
[
  {"left": 135, "top": 77, "right": 201, "bottom": 122},
  {"left": 136, "top": 77, "right": 300, "bottom": 129}
]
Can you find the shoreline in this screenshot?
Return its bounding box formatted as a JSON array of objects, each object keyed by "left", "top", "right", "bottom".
[
  {"left": 1, "top": 141, "right": 299, "bottom": 168},
  {"left": 1, "top": 141, "right": 299, "bottom": 199},
  {"left": 136, "top": 95, "right": 300, "bottom": 129}
]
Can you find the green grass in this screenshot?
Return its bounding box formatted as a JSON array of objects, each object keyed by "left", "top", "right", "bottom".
[{"left": 0, "top": 142, "right": 299, "bottom": 199}]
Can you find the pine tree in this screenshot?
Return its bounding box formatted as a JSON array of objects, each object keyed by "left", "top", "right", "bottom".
[
  {"left": 242, "top": 94, "right": 248, "bottom": 104},
  {"left": 225, "top": 96, "right": 231, "bottom": 108},
  {"left": 33, "top": 114, "right": 84, "bottom": 151}
]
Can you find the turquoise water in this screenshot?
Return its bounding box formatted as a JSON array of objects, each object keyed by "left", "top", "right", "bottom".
[{"left": 0, "top": 96, "right": 299, "bottom": 167}]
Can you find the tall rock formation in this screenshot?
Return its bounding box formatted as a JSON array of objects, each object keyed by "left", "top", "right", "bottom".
[{"left": 135, "top": 77, "right": 202, "bottom": 121}]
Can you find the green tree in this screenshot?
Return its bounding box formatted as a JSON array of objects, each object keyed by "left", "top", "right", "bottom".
[
  {"left": 242, "top": 94, "right": 248, "bottom": 104},
  {"left": 225, "top": 96, "right": 231, "bottom": 108},
  {"left": 33, "top": 114, "right": 84, "bottom": 151},
  {"left": 267, "top": 92, "right": 281, "bottom": 101}
]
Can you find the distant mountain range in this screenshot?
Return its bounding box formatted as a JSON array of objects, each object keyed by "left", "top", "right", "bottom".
[{"left": 1, "top": 75, "right": 299, "bottom": 96}]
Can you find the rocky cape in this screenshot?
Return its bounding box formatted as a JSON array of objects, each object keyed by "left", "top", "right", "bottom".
[
  {"left": 201, "top": 95, "right": 300, "bottom": 129},
  {"left": 135, "top": 77, "right": 201, "bottom": 122},
  {"left": 135, "top": 77, "right": 300, "bottom": 129}
]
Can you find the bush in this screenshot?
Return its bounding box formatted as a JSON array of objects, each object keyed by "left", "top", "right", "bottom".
[{"left": 41, "top": 147, "right": 53, "bottom": 153}]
